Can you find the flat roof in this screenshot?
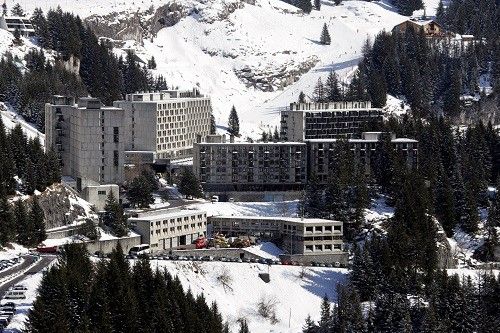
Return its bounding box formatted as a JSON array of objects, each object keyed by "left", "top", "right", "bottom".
[
  {"left": 197, "top": 142, "right": 306, "bottom": 146},
  {"left": 129, "top": 208, "right": 207, "bottom": 220},
  {"left": 210, "top": 215, "right": 341, "bottom": 224},
  {"left": 306, "top": 138, "right": 418, "bottom": 143},
  {"left": 287, "top": 108, "right": 382, "bottom": 112}
]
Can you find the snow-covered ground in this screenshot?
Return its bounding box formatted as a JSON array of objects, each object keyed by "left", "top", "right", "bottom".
[
  {"left": 156, "top": 260, "right": 348, "bottom": 332},
  {"left": 0, "top": 102, "right": 45, "bottom": 145},
  {"left": 13, "top": 0, "right": 411, "bottom": 139},
  {"left": 186, "top": 200, "right": 299, "bottom": 218},
  {"left": 245, "top": 242, "right": 284, "bottom": 260},
  {"left": 0, "top": 244, "right": 28, "bottom": 261},
  {"left": 1, "top": 267, "right": 46, "bottom": 333}
]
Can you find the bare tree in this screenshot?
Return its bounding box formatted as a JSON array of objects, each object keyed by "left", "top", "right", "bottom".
[{"left": 257, "top": 294, "right": 279, "bottom": 324}]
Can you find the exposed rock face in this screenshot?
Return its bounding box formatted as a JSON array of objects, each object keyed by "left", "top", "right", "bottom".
[
  {"left": 436, "top": 230, "right": 457, "bottom": 269},
  {"left": 234, "top": 56, "right": 319, "bottom": 92},
  {"left": 85, "top": 10, "right": 146, "bottom": 44},
  {"left": 35, "top": 184, "right": 93, "bottom": 230},
  {"left": 150, "top": 2, "right": 190, "bottom": 36}
]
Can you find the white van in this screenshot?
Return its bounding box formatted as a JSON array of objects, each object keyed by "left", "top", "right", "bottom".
[
  {"left": 129, "top": 244, "right": 150, "bottom": 256},
  {"left": 211, "top": 195, "right": 219, "bottom": 203}
]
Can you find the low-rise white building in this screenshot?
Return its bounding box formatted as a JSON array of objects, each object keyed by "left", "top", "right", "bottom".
[
  {"left": 129, "top": 208, "right": 207, "bottom": 252},
  {"left": 209, "top": 215, "right": 343, "bottom": 255}
]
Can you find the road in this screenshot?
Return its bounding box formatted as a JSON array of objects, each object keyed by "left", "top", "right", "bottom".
[{"left": 0, "top": 256, "right": 55, "bottom": 299}]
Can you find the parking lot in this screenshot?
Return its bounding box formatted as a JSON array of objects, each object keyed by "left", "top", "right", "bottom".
[{"left": 121, "top": 254, "right": 344, "bottom": 268}]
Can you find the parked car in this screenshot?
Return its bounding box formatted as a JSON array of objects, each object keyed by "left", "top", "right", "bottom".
[
  {"left": 4, "top": 290, "right": 26, "bottom": 300},
  {"left": 211, "top": 195, "right": 219, "bottom": 203},
  {"left": 12, "top": 285, "right": 27, "bottom": 291},
  {"left": 228, "top": 198, "right": 235, "bottom": 202}
]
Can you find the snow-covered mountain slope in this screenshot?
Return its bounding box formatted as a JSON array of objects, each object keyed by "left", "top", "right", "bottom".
[
  {"left": 127, "top": 0, "right": 408, "bottom": 138},
  {"left": 16, "top": 0, "right": 453, "bottom": 139},
  {"left": 157, "top": 260, "right": 348, "bottom": 332},
  {"left": 14, "top": 0, "right": 410, "bottom": 138}
]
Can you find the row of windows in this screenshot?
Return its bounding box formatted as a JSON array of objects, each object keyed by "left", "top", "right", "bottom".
[
  {"left": 150, "top": 222, "right": 206, "bottom": 236},
  {"left": 305, "top": 244, "right": 342, "bottom": 252}
]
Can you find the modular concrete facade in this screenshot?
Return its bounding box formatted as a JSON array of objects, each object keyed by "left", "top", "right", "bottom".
[
  {"left": 129, "top": 208, "right": 208, "bottom": 252},
  {"left": 45, "top": 96, "right": 125, "bottom": 191},
  {"left": 209, "top": 216, "right": 344, "bottom": 256},
  {"left": 113, "top": 89, "right": 212, "bottom": 160},
  {"left": 306, "top": 132, "right": 419, "bottom": 183},
  {"left": 193, "top": 135, "right": 307, "bottom": 192},
  {"left": 193, "top": 132, "right": 418, "bottom": 191},
  {"left": 280, "top": 101, "right": 382, "bottom": 141}
]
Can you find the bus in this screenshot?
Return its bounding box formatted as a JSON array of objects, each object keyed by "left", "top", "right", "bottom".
[{"left": 129, "top": 244, "right": 150, "bottom": 256}]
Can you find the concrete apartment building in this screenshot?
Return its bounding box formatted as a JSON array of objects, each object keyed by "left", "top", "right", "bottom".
[
  {"left": 193, "top": 135, "right": 308, "bottom": 193},
  {"left": 193, "top": 132, "right": 418, "bottom": 192},
  {"left": 307, "top": 132, "right": 419, "bottom": 183},
  {"left": 129, "top": 208, "right": 207, "bottom": 252},
  {"left": 113, "top": 89, "right": 212, "bottom": 160},
  {"left": 45, "top": 96, "right": 125, "bottom": 191},
  {"left": 280, "top": 101, "right": 382, "bottom": 141},
  {"left": 210, "top": 216, "right": 343, "bottom": 255}
]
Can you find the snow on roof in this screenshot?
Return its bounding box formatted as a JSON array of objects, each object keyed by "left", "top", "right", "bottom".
[
  {"left": 198, "top": 142, "right": 306, "bottom": 146},
  {"left": 211, "top": 215, "right": 342, "bottom": 224},
  {"left": 130, "top": 207, "right": 207, "bottom": 220},
  {"left": 305, "top": 138, "right": 418, "bottom": 143}
]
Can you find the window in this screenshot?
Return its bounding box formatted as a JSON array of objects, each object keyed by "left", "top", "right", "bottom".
[
  {"left": 113, "top": 150, "right": 119, "bottom": 167},
  {"left": 113, "top": 127, "right": 119, "bottom": 143},
  {"left": 97, "top": 190, "right": 106, "bottom": 195},
  {"left": 334, "top": 225, "right": 342, "bottom": 231},
  {"left": 305, "top": 245, "right": 313, "bottom": 252}
]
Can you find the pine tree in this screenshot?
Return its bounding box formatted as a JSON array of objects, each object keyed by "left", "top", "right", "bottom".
[
  {"left": 103, "top": 191, "right": 128, "bottom": 237},
  {"left": 11, "top": 3, "right": 24, "bottom": 16},
  {"left": 313, "top": 78, "right": 325, "bottom": 102},
  {"left": 128, "top": 174, "right": 155, "bottom": 208},
  {"left": 210, "top": 113, "right": 216, "bottom": 134},
  {"left": 436, "top": 0, "right": 445, "bottom": 23},
  {"left": 228, "top": 105, "right": 240, "bottom": 136},
  {"left": 178, "top": 168, "right": 203, "bottom": 198},
  {"left": 30, "top": 197, "right": 46, "bottom": 246},
  {"left": 320, "top": 23, "right": 331, "bottom": 45},
  {"left": 302, "top": 315, "right": 319, "bottom": 333},
  {"left": 148, "top": 56, "right": 157, "bottom": 69},
  {"left": 319, "top": 295, "right": 331, "bottom": 329},
  {"left": 238, "top": 319, "right": 250, "bottom": 333},
  {"left": 314, "top": 0, "right": 321, "bottom": 11},
  {"left": 297, "top": 0, "right": 313, "bottom": 14},
  {"left": 14, "top": 199, "right": 30, "bottom": 246},
  {"left": 325, "top": 71, "right": 342, "bottom": 102},
  {"left": 462, "top": 187, "right": 479, "bottom": 234},
  {"left": 272, "top": 127, "right": 279, "bottom": 141},
  {"left": 13, "top": 27, "right": 22, "bottom": 45},
  {"left": 0, "top": 191, "right": 14, "bottom": 245},
  {"left": 298, "top": 91, "right": 306, "bottom": 103}
]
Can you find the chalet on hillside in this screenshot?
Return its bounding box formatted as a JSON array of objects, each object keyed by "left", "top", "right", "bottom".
[
  {"left": 392, "top": 19, "right": 453, "bottom": 38},
  {"left": 0, "top": 15, "right": 35, "bottom": 37}
]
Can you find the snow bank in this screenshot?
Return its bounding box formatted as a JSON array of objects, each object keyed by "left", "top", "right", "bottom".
[
  {"left": 245, "top": 242, "right": 284, "bottom": 260},
  {"left": 186, "top": 200, "right": 299, "bottom": 218}
]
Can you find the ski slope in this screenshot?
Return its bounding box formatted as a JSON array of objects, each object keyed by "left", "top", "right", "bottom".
[{"left": 133, "top": 0, "right": 408, "bottom": 138}]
